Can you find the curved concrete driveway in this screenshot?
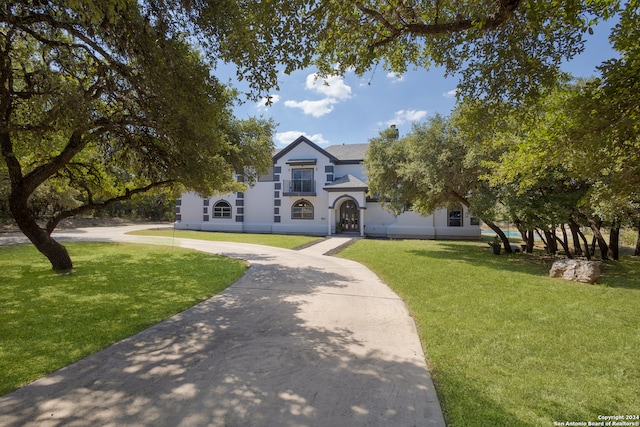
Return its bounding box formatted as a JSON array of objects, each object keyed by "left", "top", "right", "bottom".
[{"left": 0, "top": 226, "right": 445, "bottom": 427}]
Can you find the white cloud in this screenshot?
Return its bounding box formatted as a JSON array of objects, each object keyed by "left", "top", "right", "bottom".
[
  {"left": 386, "top": 109, "right": 428, "bottom": 126},
  {"left": 255, "top": 94, "right": 280, "bottom": 110},
  {"left": 276, "top": 131, "right": 330, "bottom": 147},
  {"left": 386, "top": 72, "right": 404, "bottom": 83},
  {"left": 284, "top": 98, "right": 335, "bottom": 117},
  {"left": 443, "top": 89, "right": 457, "bottom": 98},
  {"left": 305, "top": 74, "right": 352, "bottom": 100},
  {"left": 284, "top": 72, "right": 352, "bottom": 117}
]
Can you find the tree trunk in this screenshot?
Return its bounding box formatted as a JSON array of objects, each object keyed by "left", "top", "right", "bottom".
[
  {"left": 578, "top": 230, "right": 591, "bottom": 260},
  {"left": 9, "top": 193, "right": 73, "bottom": 272},
  {"left": 514, "top": 219, "right": 527, "bottom": 242},
  {"left": 568, "top": 220, "right": 583, "bottom": 256},
  {"left": 608, "top": 222, "right": 620, "bottom": 261},
  {"left": 635, "top": 226, "right": 640, "bottom": 257},
  {"left": 543, "top": 229, "right": 557, "bottom": 254},
  {"left": 588, "top": 218, "right": 609, "bottom": 261},
  {"left": 555, "top": 235, "right": 572, "bottom": 258},
  {"left": 513, "top": 220, "right": 533, "bottom": 253},
  {"left": 536, "top": 229, "right": 548, "bottom": 250},
  {"left": 481, "top": 218, "right": 513, "bottom": 253},
  {"left": 526, "top": 229, "right": 534, "bottom": 253}
]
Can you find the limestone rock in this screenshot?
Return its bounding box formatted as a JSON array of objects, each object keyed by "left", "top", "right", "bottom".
[{"left": 549, "top": 259, "right": 601, "bottom": 283}]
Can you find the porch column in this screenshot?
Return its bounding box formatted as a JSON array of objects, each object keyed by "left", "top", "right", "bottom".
[
  {"left": 359, "top": 208, "right": 364, "bottom": 237},
  {"left": 327, "top": 208, "right": 332, "bottom": 236}
]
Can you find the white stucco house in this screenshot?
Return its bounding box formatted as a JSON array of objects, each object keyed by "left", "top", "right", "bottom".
[{"left": 175, "top": 136, "right": 481, "bottom": 239}]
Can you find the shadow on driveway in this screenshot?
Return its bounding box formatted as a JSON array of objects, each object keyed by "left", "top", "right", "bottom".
[{"left": 0, "top": 233, "right": 445, "bottom": 426}]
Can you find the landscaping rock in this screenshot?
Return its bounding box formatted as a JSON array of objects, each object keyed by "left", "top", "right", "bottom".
[{"left": 549, "top": 259, "right": 601, "bottom": 283}]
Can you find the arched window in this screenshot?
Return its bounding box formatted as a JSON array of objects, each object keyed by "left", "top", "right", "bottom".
[
  {"left": 213, "top": 201, "right": 232, "bottom": 218},
  {"left": 292, "top": 199, "right": 313, "bottom": 219},
  {"left": 448, "top": 205, "right": 462, "bottom": 227}
]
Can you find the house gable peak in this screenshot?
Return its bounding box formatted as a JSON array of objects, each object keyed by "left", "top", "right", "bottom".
[{"left": 273, "top": 135, "right": 338, "bottom": 164}]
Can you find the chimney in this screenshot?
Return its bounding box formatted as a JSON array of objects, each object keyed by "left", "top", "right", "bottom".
[{"left": 390, "top": 124, "right": 399, "bottom": 140}]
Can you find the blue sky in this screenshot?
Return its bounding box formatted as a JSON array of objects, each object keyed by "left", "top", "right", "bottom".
[{"left": 227, "top": 21, "right": 618, "bottom": 149}]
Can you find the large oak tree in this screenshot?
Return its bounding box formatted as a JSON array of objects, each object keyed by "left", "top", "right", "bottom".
[
  {"left": 1, "top": 1, "right": 277, "bottom": 271},
  {"left": 365, "top": 115, "right": 513, "bottom": 251}
]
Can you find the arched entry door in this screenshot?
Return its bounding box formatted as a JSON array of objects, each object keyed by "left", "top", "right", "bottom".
[{"left": 339, "top": 200, "right": 359, "bottom": 233}]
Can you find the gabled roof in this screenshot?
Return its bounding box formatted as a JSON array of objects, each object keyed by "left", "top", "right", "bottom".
[
  {"left": 323, "top": 174, "right": 368, "bottom": 192},
  {"left": 273, "top": 136, "right": 370, "bottom": 164},
  {"left": 273, "top": 136, "right": 338, "bottom": 164}
]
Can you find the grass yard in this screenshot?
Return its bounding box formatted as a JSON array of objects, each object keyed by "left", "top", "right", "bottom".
[
  {"left": 338, "top": 239, "right": 640, "bottom": 427},
  {"left": 2, "top": 231, "right": 638, "bottom": 425},
  {"left": 128, "top": 228, "right": 322, "bottom": 249},
  {"left": 0, "top": 242, "right": 247, "bottom": 396}
]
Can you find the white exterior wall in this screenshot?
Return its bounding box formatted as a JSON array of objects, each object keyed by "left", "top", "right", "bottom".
[
  {"left": 176, "top": 192, "right": 206, "bottom": 230},
  {"left": 175, "top": 137, "right": 481, "bottom": 240},
  {"left": 362, "top": 203, "right": 391, "bottom": 237},
  {"left": 387, "top": 211, "right": 436, "bottom": 239},
  {"left": 202, "top": 193, "right": 243, "bottom": 232},
  {"left": 334, "top": 164, "right": 365, "bottom": 180},
  {"left": 433, "top": 206, "right": 482, "bottom": 239},
  {"left": 362, "top": 204, "right": 436, "bottom": 239},
  {"left": 272, "top": 195, "right": 328, "bottom": 235},
  {"left": 242, "top": 181, "right": 275, "bottom": 233}
]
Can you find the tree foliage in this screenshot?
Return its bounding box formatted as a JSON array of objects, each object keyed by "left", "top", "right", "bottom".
[
  {"left": 311, "top": 0, "right": 620, "bottom": 104},
  {"left": 334, "top": 1, "right": 637, "bottom": 258},
  {"left": 0, "top": 1, "right": 277, "bottom": 271},
  {"left": 365, "top": 115, "right": 512, "bottom": 250},
  {"left": 463, "top": 71, "right": 640, "bottom": 259}
]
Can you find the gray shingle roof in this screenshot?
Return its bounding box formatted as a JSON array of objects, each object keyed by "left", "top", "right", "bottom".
[
  {"left": 323, "top": 174, "right": 368, "bottom": 190},
  {"left": 324, "top": 143, "right": 369, "bottom": 161}
]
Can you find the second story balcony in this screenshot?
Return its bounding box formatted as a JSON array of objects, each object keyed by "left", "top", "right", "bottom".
[{"left": 282, "top": 179, "right": 316, "bottom": 196}]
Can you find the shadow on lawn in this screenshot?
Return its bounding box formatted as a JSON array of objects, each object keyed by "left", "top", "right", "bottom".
[
  {"left": 407, "top": 241, "right": 640, "bottom": 291},
  {"left": 596, "top": 256, "right": 640, "bottom": 290},
  {"left": 0, "top": 250, "right": 441, "bottom": 426},
  {"left": 407, "top": 241, "right": 552, "bottom": 275}
]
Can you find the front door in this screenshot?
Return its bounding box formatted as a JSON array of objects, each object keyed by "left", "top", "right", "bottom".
[{"left": 339, "top": 200, "right": 359, "bottom": 233}]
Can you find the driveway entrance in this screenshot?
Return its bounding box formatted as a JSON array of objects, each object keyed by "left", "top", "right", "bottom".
[{"left": 0, "top": 227, "right": 445, "bottom": 427}]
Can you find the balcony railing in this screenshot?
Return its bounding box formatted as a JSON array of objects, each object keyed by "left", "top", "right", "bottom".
[{"left": 282, "top": 179, "right": 316, "bottom": 196}]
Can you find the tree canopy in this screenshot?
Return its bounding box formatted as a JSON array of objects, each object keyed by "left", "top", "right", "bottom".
[
  {"left": 365, "top": 115, "right": 512, "bottom": 249},
  {"left": 2, "top": 0, "right": 635, "bottom": 272},
  {"left": 1, "top": 1, "right": 279, "bottom": 271},
  {"left": 311, "top": 0, "right": 620, "bottom": 104}
]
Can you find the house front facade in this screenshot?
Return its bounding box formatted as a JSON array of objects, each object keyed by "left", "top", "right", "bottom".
[{"left": 175, "top": 136, "right": 481, "bottom": 239}]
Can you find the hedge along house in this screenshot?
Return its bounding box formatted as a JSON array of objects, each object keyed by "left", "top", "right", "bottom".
[{"left": 175, "top": 135, "right": 481, "bottom": 239}]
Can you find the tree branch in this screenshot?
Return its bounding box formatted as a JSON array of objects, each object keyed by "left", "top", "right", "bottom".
[
  {"left": 21, "top": 130, "right": 89, "bottom": 196},
  {"left": 359, "top": 0, "right": 522, "bottom": 49},
  {"left": 6, "top": 11, "right": 135, "bottom": 83},
  {"left": 45, "top": 180, "right": 175, "bottom": 234}
]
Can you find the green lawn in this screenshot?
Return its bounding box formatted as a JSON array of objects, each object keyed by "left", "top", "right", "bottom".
[
  {"left": 338, "top": 239, "right": 640, "bottom": 426},
  {"left": 0, "top": 242, "right": 247, "bottom": 396},
  {"left": 128, "top": 228, "right": 322, "bottom": 249},
  {"left": 3, "top": 233, "right": 638, "bottom": 425}
]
